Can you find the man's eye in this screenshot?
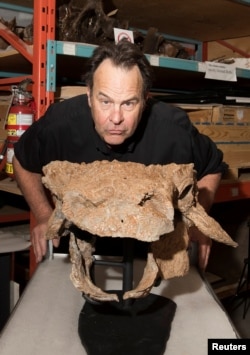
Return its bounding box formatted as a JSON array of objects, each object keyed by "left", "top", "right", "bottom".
[
  {"left": 123, "top": 101, "right": 136, "bottom": 110},
  {"left": 100, "top": 100, "right": 111, "bottom": 107}
]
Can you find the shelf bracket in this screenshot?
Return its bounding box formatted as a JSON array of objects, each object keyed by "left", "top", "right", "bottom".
[{"left": 46, "top": 40, "right": 56, "bottom": 92}]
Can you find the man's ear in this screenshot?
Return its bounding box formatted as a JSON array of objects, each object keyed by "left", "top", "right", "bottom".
[
  {"left": 142, "top": 92, "right": 150, "bottom": 110},
  {"left": 86, "top": 87, "right": 91, "bottom": 107},
  {"left": 145, "top": 91, "right": 151, "bottom": 100}
]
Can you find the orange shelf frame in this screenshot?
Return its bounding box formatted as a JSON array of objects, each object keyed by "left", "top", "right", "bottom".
[
  {"left": 32, "top": 0, "right": 55, "bottom": 119},
  {"left": 0, "top": 0, "right": 56, "bottom": 119},
  {"left": 0, "top": 22, "right": 33, "bottom": 62}
]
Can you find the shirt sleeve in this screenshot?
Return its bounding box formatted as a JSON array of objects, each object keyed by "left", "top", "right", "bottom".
[
  {"left": 14, "top": 95, "right": 88, "bottom": 173},
  {"left": 14, "top": 100, "right": 69, "bottom": 174},
  {"left": 14, "top": 116, "right": 47, "bottom": 173},
  {"left": 192, "top": 126, "right": 228, "bottom": 179},
  {"left": 172, "top": 106, "right": 228, "bottom": 179}
]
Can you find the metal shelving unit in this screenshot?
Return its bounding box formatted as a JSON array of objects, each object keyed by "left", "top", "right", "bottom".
[
  {"left": 0, "top": 0, "right": 57, "bottom": 276},
  {"left": 2, "top": 1, "right": 250, "bottom": 96},
  {"left": 0, "top": 0, "right": 55, "bottom": 118}
]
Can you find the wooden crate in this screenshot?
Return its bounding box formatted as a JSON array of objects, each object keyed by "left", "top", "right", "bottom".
[
  {"left": 174, "top": 103, "right": 224, "bottom": 123},
  {"left": 222, "top": 106, "right": 250, "bottom": 124},
  {"left": 176, "top": 103, "right": 250, "bottom": 124},
  {"left": 164, "top": 103, "right": 250, "bottom": 180},
  {"left": 196, "top": 123, "right": 250, "bottom": 142},
  {"left": 55, "top": 86, "right": 87, "bottom": 101},
  {"left": 194, "top": 123, "right": 250, "bottom": 180}
]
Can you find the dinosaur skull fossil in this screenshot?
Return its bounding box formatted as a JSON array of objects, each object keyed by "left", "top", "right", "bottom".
[{"left": 42, "top": 160, "right": 237, "bottom": 302}]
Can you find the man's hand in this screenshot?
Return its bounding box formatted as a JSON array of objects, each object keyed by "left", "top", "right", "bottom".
[
  {"left": 189, "top": 226, "right": 212, "bottom": 272},
  {"left": 192, "top": 172, "right": 222, "bottom": 271},
  {"left": 13, "top": 156, "right": 59, "bottom": 263},
  {"left": 31, "top": 222, "right": 60, "bottom": 263}
]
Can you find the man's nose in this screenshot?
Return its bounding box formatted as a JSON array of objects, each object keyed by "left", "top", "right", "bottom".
[{"left": 110, "top": 105, "right": 124, "bottom": 124}]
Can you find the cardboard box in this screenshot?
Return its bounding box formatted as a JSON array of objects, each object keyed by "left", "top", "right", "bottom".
[
  {"left": 175, "top": 103, "right": 223, "bottom": 123},
  {"left": 55, "top": 86, "right": 87, "bottom": 101},
  {"left": 177, "top": 103, "right": 250, "bottom": 124},
  {"left": 222, "top": 106, "right": 250, "bottom": 123},
  {"left": 194, "top": 123, "right": 250, "bottom": 179}
]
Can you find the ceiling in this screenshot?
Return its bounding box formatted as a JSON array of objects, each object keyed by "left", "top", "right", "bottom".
[{"left": 3, "top": 0, "right": 250, "bottom": 42}]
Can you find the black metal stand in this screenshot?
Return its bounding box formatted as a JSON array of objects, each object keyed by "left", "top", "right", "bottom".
[
  {"left": 234, "top": 219, "right": 250, "bottom": 318},
  {"left": 91, "top": 238, "right": 134, "bottom": 308},
  {"left": 78, "top": 238, "right": 177, "bottom": 355}
]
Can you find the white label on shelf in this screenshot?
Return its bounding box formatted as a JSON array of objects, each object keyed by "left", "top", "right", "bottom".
[
  {"left": 198, "top": 62, "right": 206, "bottom": 72},
  {"left": 149, "top": 55, "right": 159, "bottom": 67},
  {"left": 63, "top": 43, "right": 76, "bottom": 56},
  {"left": 205, "top": 61, "right": 237, "bottom": 81}
]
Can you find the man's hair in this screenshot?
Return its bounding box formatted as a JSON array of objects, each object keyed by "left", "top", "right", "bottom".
[{"left": 85, "top": 40, "right": 153, "bottom": 97}]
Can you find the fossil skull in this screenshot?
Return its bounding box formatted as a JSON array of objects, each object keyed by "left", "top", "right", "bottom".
[{"left": 42, "top": 160, "right": 237, "bottom": 302}]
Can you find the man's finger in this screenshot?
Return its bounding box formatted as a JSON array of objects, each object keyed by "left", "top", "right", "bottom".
[
  {"left": 53, "top": 237, "right": 60, "bottom": 248},
  {"left": 198, "top": 242, "right": 211, "bottom": 271}
]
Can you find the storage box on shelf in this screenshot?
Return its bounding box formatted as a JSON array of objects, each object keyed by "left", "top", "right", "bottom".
[
  {"left": 173, "top": 102, "right": 250, "bottom": 202},
  {"left": 199, "top": 35, "right": 250, "bottom": 201}
]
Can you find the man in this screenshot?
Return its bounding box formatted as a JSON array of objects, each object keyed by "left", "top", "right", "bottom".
[{"left": 13, "top": 40, "right": 227, "bottom": 271}]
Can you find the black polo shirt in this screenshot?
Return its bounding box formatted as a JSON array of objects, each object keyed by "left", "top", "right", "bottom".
[{"left": 14, "top": 94, "right": 227, "bottom": 180}]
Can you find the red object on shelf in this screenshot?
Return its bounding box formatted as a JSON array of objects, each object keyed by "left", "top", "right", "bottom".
[
  {"left": 5, "top": 85, "right": 35, "bottom": 177},
  {"left": 215, "top": 180, "right": 250, "bottom": 203}
]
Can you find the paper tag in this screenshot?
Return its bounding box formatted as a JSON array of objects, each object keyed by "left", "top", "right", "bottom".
[
  {"left": 114, "top": 28, "right": 134, "bottom": 43},
  {"left": 205, "top": 61, "right": 237, "bottom": 81},
  {"left": 198, "top": 62, "right": 206, "bottom": 72},
  {"left": 149, "top": 55, "right": 159, "bottom": 67},
  {"left": 63, "top": 43, "right": 76, "bottom": 55}
]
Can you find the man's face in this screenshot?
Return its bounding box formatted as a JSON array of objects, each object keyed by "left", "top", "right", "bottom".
[{"left": 87, "top": 59, "right": 145, "bottom": 146}]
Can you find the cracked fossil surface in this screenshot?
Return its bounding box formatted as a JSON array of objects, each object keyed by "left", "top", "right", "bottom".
[{"left": 42, "top": 160, "right": 237, "bottom": 302}]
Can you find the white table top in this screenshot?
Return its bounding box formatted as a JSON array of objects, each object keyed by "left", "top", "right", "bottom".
[
  {"left": 0, "top": 225, "right": 31, "bottom": 253},
  {"left": 0, "top": 255, "right": 238, "bottom": 355}
]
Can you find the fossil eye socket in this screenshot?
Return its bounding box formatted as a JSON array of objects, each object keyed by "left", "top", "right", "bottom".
[{"left": 178, "top": 184, "right": 193, "bottom": 200}]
